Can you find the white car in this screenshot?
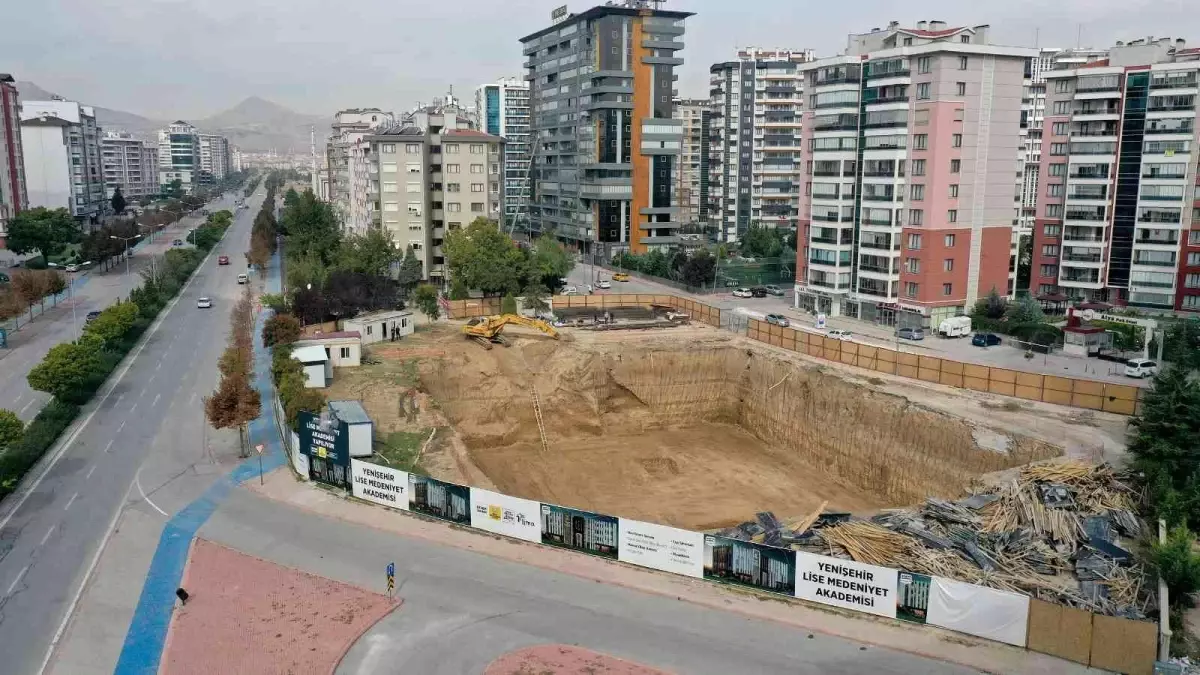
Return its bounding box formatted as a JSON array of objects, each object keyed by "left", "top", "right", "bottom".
[
  {"left": 732, "top": 287, "right": 753, "bottom": 298},
  {"left": 828, "top": 329, "right": 853, "bottom": 341},
  {"left": 1124, "top": 359, "right": 1158, "bottom": 379},
  {"left": 597, "top": 279, "right": 611, "bottom": 289},
  {"left": 560, "top": 285, "right": 577, "bottom": 296},
  {"left": 237, "top": 273, "right": 249, "bottom": 284},
  {"left": 64, "top": 264, "right": 79, "bottom": 273},
  {"left": 196, "top": 297, "right": 212, "bottom": 309}
]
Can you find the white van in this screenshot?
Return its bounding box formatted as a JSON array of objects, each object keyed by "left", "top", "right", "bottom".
[
  {"left": 1124, "top": 359, "right": 1158, "bottom": 379},
  {"left": 237, "top": 273, "right": 249, "bottom": 285},
  {"left": 938, "top": 315, "right": 972, "bottom": 338}
]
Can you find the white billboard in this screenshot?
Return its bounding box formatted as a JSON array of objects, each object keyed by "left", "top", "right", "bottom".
[
  {"left": 470, "top": 488, "right": 541, "bottom": 543},
  {"left": 795, "top": 551, "right": 898, "bottom": 618},
  {"left": 349, "top": 460, "right": 409, "bottom": 510},
  {"left": 617, "top": 519, "right": 703, "bottom": 578}
]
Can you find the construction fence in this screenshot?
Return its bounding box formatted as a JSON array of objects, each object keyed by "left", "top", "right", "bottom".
[{"left": 444, "top": 294, "right": 1144, "bottom": 417}]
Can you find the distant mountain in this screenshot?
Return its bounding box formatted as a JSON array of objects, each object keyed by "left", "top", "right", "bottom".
[{"left": 14, "top": 83, "right": 326, "bottom": 152}]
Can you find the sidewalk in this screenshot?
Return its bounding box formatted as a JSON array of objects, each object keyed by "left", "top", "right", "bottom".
[{"left": 245, "top": 470, "right": 1093, "bottom": 675}]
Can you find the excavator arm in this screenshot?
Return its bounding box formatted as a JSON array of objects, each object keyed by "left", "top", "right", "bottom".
[{"left": 462, "top": 314, "right": 559, "bottom": 345}]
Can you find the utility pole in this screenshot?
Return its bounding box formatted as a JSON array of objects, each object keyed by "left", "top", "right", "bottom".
[{"left": 111, "top": 234, "right": 142, "bottom": 277}]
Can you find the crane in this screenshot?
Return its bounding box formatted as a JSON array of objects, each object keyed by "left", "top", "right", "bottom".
[{"left": 462, "top": 314, "right": 560, "bottom": 349}]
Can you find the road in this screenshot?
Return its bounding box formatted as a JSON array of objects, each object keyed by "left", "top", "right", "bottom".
[
  {"left": 0, "top": 191, "right": 261, "bottom": 675},
  {"left": 0, "top": 205, "right": 231, "bottom": 422}
]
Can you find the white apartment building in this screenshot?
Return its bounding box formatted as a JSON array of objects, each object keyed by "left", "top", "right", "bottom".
[
  {"left": 231, "top": 146, "right": 243, "bottom": 172},
  {"left": 158, "top": 121, "right": 201, "bottom": 193},
  {"left": 21, "top": 99, "right": 106, "bottom": 222},
  {"left": 326, "top": 108, "right": 393, "bottom": 234},
  {"left": 709, "top": 48, "right": 814, "bottom": 243},
  {"left": 475, "top": 78, "right": 531, "bottom": 231},
  {"left": 673, "top": 98, "right": 709, "bottom": 228},
  {"left": 198, "top": 133, "right": 231, "bottom": 182},
  {"left": 100, "top": 131, "right": 159, "bottom": 200}
]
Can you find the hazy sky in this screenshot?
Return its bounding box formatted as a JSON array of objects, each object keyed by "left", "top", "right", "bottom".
[{"left": 2, "top": 0, "right": 1195, "bottom": 120}]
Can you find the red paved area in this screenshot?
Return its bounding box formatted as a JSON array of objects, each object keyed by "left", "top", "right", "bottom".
[
  {"left": 484, "top": 645, "right": 673, "bottom": 675},
  {"left": 161, "top": 538, "right": 398, "bottom": 675}
]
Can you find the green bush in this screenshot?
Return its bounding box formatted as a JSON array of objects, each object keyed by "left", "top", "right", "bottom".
[
  {"left": 0, "top": 401, "right": 80, "bottom": 497},
  {"left": 501, "top": 294, "right": 517, "bottom": 315}
]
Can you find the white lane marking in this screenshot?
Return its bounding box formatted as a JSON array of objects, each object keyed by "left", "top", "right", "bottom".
[
  {"left": 63, "top": 493, "right": 78, "bottom": 511},
  {"left": 40, "top": 526, "right": 56, "bottom": 547},
  {"left": 116, "top": 421, "right": 125, "bottom": 433},
  {"left": 19, "top": 399, "right": 35, "bottom": 416},
  {"left": 103, "top": 440, "right": 114, "bottom": 454},
  {"left": 12, "top": 395, "right": 22, "bottom": 407},
  {"left": 138, "top": 386, "right": 146, "bottom": 399},
  {"left": 86, "top": 464, "right": 96, "bottom": 479},
  {"left": 129, "top": 402, "right": 138, "bottom": 415},
  {"left": 152, "top": 393, "right": 161, "bottom": 407},
  {"left": 134, "top": 467, "right": 168, "bottom": 517},
  {"left": 5, "top": 564, "right": 30, "bottom": 597},
  {"left": 156, "top": 358, "right": 163, "bottom": 371}
]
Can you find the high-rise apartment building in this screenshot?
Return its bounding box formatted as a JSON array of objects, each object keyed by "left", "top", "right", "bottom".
[
  {"left": 231, "top": 146, "right": 243, "bottom": 172},
  {"left": 364, "top": 124, "right": 504, "bottom": 281},
  {"left": 794, "top": 21, "right": 1034, "bottom": 327},
  {"left": 21, "top": 99, "right": 107, "bottom": 222},
  {"left": 520, "top": 2, "right": 693, "bottom": 255},
  {"left": 101, "top": 131, "right": 159, "bottom": 200},
  {"left": 0, "top": 74, "right": 27, "bottom": 248},
  {"left": 673, "top": 98, "right": 709, "bottom": 228},
  {"left": 326, "top": 108, "right": 393, "bottom": 234},
  {"left": 198, "top": 133, "right": 231, "bottom": 182},
  {"left": 475, "top": 78, "right": 531, "bottom": 230},
  {"left": 709, "top": 48, "right": 813, "bottom": 242},
  {"left": 158, "top": 121, "right": 201, "bottom": 193},
  {"left": 1032, "top": 38, "right": 1200, "bottom": 313}
]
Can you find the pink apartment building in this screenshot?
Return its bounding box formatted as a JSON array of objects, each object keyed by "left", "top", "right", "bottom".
[{"left": 794, "top": 21, "right": 1033, "bottom": 328}]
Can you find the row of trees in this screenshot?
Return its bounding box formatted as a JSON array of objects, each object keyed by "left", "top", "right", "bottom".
[
  {"left": 611, "top": 248, "right": 718, "bottom": 288},
  {"left": 262, "top": 313, "right": 327, "bottom": 430},
  {"left": 204, "top": 288, "right": 261, "bottom": 457},
  {"left": 968, "top": 290, "right": 1063, "bottom": 346},
  {"left": 0, "top": 269, "right": 68, "bottom": 322},
  {"left": 442, "top": 217, "right": 574, "bottom": 302}
]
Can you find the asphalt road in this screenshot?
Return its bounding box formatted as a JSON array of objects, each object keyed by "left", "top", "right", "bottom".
[
  {"left": 200, "top": 489, "right": 978, "bottom": 675},
  {"left": 0, "top": 191, "right": 261, "bottom": 675},
  {"left": 0, "top": 208, "right": 223, "bottom": 422}
]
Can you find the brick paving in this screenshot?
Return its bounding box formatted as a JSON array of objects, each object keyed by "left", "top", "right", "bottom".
[
  {"left": 484, "top": 645, "right": 672, "bottom": 675},
  {"left": 161, "top": 538, "right": 398, "bottom": 675}
]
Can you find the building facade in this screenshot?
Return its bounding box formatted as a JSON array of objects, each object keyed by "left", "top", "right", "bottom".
[
  {"left": 326, "top": 108, "right": 393, "bottom": 233},
  {"left": 0, "top": 74, "right": 27, "bottom": 247},
  {"left": 101, "top": 131, "right": 159, "bottom": 201},
  {"left": 364, "top": 125, "right": 504, "bottom": 281},
  {"left": 673, "top": 98, "right": 709, "bottom": 229},
  {"left": 520, "top": 2, "right": 693, "bottom": 255},
  {"left": 198, "top": 133, "right": 231, "bottom": 183},
  {"left": 158, "top": 121, "right": 201, "bottom": 193},
  {"left": 21, "top": 99, "right": 106, "bottom": 222},
  {"left": 709, "top": 48, "right": 812, "bottom": 242},
  {"left": 475, "top": 78, "right": 531, "bottom": 231},
  {"left": 1032, "top": 38, "right": 1200, "bottom": 313},
  {"left": 794, "top": 21, "right": 1034, "bottom": 328}
]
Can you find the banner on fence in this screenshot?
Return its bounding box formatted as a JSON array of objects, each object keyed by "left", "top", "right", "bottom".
[
  {"left": 618, "top": 519, "right": 703, "bottom": 578},
  {"left": 704, "top": 535, "right": 796, "bottom": 596},
  {"left": 540, "top": 503, "right": 619, "bottom": 559},
  {"left": 297, "top": 410, "right": 350, "bottom": 488},
  {"left": 927, "top": 576, "right": 1029, "bottom": 647},
  {"left": 350, "top": 460, "right": 410, "bottom": 509},
  {"left": 794, "top": 552, "right": 898, "bottom": 618},
  {"left": 470, "top": 488, "right": 540, "bottom": 543},
  {"left": 409, "top": 474, "right": 470, "bottom": 525},
  {"left": 896, "top": 571, "right": 931, "bottom": 624}
]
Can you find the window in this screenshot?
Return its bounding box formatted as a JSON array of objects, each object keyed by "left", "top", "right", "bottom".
[
  {"left": 470, "top": 202, "right": 485, "bottom": 212},
  {"left": 1041, "top": 244, "right": 1059, "bottom": 256},
  {"left": 380, "top": 162, "right": 397, "bottom": 173},
  {"left": 1052, "top": 122, "right": 1068, "bottom": 136},
  {"left": 444, "top": 144, "right": 460, "bottom": 154},
  {"left": 382, "top": 181, "right": 397, "bottom": 193},
  {"left": 910, "top": 184, "right": 925, "bottom": 201},
  {"left": 470, "top": 164, "right": 484, "bottom": 174},
  {"left": 406, "top": 183, "right": 421, "bottom": 193},
  {"left": 339, "top": 347, "right": 351, "bottom": 359},
  {"left": 956, "top": 82, "right": 966, "bottom": 96},
  {"left": 950, "top": 159, "right": 961, "bottom": 173},
  {"left": 1052, "top": 101, "right": 1071, "bottom": 115},
  {"left": 948, "top": 184, "right": 959, "bottom": 198},
  {"left": 1186, "top": 296, "right": 1200, "bottom": 310},
  {"left": 917, "top": 56, "right": 931, "bottom": 74},
  {"left": 446, "top": 183, "right": 460, "bottom": 192},
  {"left": 1048, "top": 183, "right": 1064, "bottom": 197},
  {"left": 909, "top": 209, "right": 924, "bottom": 226},
  {"left": 943, "top": 259, "right": 954, "bottom": 272},
  {"left": 905, "top": 282, "right": 919, "bottom": 298},
  {"left": 1187, "top": 274, "right": 1200, "bottom": 289},
  {"left": 958, "top": 56, "right": 968, "bottom": 70},
  {"left": 471, "top": 183, "right": 484, "bottom": 192},
  {"left": 944, "top": 234, "right": 956, "bottom": 247},
  {"left": 383, "top": 202, "right": 400, "bottom": 212},
  {"left": 905, "top": 258, "right": 920, "bottom": 273},
  {"left": 952, "top": 133, "right": 963, "bottom": 147},
  {"left": 943, "top": 283, "right": 954, "bottom": 296},
  {"left": 406, "top": 144, "right": 421, "bottom": 153},
  {"left": 446, "top": 203, "right": 461, "bottom": 212},
  {"left": 1044, "top": 224, "right": 1061, "bottom": 236},
  {"left": 947, "top": 209, "right": 958, "bottom": 223},
  {"left": 913, "top": 134, "right": 928, "bottom": 150},
  {"left": 912, "top": 159, "right": 926, "bottom": 176},
  {"left": 1039, "top": 264, "right": 1059, "bottom": 278},
  {"left": 907, "top": 233, "right": 923, "bottom": 250},
  {"left": 381, "top": 143, "right": 396, "bottom": 153},
  {"left": 446, "top": 164, "right": 460, "bottom": 173},
  {"left": 904, "top": 37, "right": 913, "bottom": 46},
  {"left": 1054, "top": 79, "right": 1071, "bottom": 94},
  {"left": 960, "top": 35, "right": 970, "bottom": 43},
  {"left": 1189, "top": 252, "right": 1200, "bottom": 266},
  {"left": 470, "top": 144, "right": 485, "bottom": 154},
  {"left": 1191, "top": 231, "right": 1200, "bottom": 245},
  {"left": 916, "top": 83, "right": 931, "bottom": 100},
  {"left": 1046, "top": 204, "right": 1064, "bottom": 218},
  {"left": 1049, "top": 163, "right": 1066, "bottom": 177}
]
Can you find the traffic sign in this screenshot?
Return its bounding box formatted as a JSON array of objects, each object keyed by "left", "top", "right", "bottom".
[
  {"left": 386, "top": 562, "right": 395, "bottom": 577},
  {"left": 386, "top": 561, "right": 396, "bottom": 596},
  {"left": 255, "top": 443, "right": 265, "bottom": 454}
]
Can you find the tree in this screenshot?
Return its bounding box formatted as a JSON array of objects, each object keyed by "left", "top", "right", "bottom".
[
  {"left": 161, "top": 179, "right": 184, "bottom": 199},
  {"left": 9, "top": 270, "right": 51, "bottom": 314},
  {"left": 396, "top": 245, "right": 424, "bottom": 294},
  {"left": 27, "top": 342, "right": 104, "bottom": 404},
  {"left": 80, "top": 301, "right": 140, "bottom": 349},
  {"left": 528, "top": 235, "right": 574, "bottom": 290},
  {"left": 1004, "top": 294, "right": 1045, "bottom": 326},
  {"left": 259, "top": 293, "right": 289, "bottom": 312},
  {"left": 412, "top": 284, "right": 440, "bottom": 321},
  {"left": 523, "top": 283, "right": 550, "bottom": 315},
  {"left": 6, "top": 207, "right": 80, "bottom": 257},
  {"left": 0, "top": 409, "right": 23, "bottom": 449},
  {"left": 739, "top": 224, "right": 784, "bottom": 259},
  {"left": 1016, "top": 234, "right": 1032, "bottom": 293},
  {"left": 448, "top": 278, "right": 469, "bottom": 301},
  {"left": 337, "top": 228, "right": 401, "bottom": 278},
  {"left": 681, "top": 249, "right": 717, "bottom": 287},
  {"left": 1150, "top": 526, "right": 1200, "bottom": 609},
  {"left": 442, "top": 218, "right": 526, "bottom": 296},
  {"left": 110, "top": 187, "right": 127, "bottom": 215},
  {"left": 643, "top": 249, "right": 670, "bottom": 278},
  {"left": 501, "top": 293, "right": 517, "bottom": 315},
  {"left": 972, "top": 289, "right": 1008, "bottom": 320},
  {"left": 281, "top": 190, "right": 340, "bottom": 265},
  {"left": 284, "top": 188, "right": 300, "bottom": 210},
  {"left": 262, "top": 314, "right": 302, "bottom": 347},
  {"left": 204, "top": 370, "right": 261, "bottom": 457},
  {"left": 1161, "top": 319, "right": 1200, "bottom": 371}
]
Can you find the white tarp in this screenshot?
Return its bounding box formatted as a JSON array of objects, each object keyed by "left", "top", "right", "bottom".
[
  {"left": 795, "top": 551, "right": 898, "bottom": 618},
  {"left": 618, "top": 519, "right": 703, "bottom": 578},
  {"left": 349, "top": 460, "right": 409, "bottom": 510},
  {"left": 927, "top": 576, "right": 1030, "bottom": 647},
  {"left": 469, "top": 488, "right": 541, "bottom": 543}
]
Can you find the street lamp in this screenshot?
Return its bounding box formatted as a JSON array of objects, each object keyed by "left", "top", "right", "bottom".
[{"left": 110, "top": 234, "right": 142, "bottom": 277}]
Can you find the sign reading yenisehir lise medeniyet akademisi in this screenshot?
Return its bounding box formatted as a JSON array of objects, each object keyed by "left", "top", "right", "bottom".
[
  {"left": 350, "top": 460, "right": 409, "bottom": 509},
  {"left": 794, "top": 551, "right": 899, "bottom": 618}
]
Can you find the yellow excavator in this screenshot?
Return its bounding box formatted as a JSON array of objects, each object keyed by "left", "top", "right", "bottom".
[{"left": 462, "top": 314, "right": 559, "bottom": 349}]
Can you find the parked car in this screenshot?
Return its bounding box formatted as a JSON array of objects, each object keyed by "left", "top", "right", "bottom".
[
  {"left": 765, "top": 314, "right": 790, "bottom": 327},
  {"left": 85, "top": 310, "right": 102, "bottom": 323},
  {"left": 612, "top": 273, "right": 630, "bottom": 282},
  {"left": 828, "top": 329, "right": 853, "bottom": 341},
  {"left": 750, "top": 287, "right": 768, "bottom": 298},
  {"left": 64, "top": 264, "right": 79, "bottom": 273},
  {"left": 1124, "top": 358, "right": 1158, "bottom": 379},
  {"left": 196, "top": 297, "right": 212, "bottom": 309},
  {"left": 560, "top": 285, "right": 578, "bottom": 296},
  {"left": 732, "top": 287, "right": 753, "bottom": 298},
  {"left": 763, "top": 285, "right": 785, "bottom": 297},
  {"left": 172, "top": 239, "right": 184, "bottom": 246},
  {"left": 596, "top": 279, "right": 611, "bottom": 289},
  {"left": 237, "top": 273, "right": 249, "bottom": 284},
  {"left": 218, "top": 255, "right": 230, "bottom": 265},
  {"left": 971, "top": 332, "right": 1002, "bottom": 347},
  {"left": 896, "top": 327, "right": 925, "bottom": 341}
]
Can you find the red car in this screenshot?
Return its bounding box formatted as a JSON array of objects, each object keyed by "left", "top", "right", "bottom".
[{"left": 217, "top": 255, "right": 230, "bottom": 265}]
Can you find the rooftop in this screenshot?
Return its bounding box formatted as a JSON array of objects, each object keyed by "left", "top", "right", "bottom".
[
  {"left": 291, "top": 345, "right": 328, "bottom": 363},
  {"left": 328, "top": 400, "right": 371, "bottom": 425},
  {"left": 443, "top": 129, "right": 503, "bottom": 141},
  {"left": 520, "top": 5, "right": 693, "bottom": 44},
  {"left": 297, "top": 330, "right": 362, "bottom": 342}
]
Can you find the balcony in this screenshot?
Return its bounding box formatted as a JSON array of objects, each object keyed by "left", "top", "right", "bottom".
[
  {"left": 1132, "top": 256, "right": 1177, "bottom": 267},
  {"left": 1061, "top": 254, "right": 1103, "bottom": 263},
  {"left": 864, "top": 94, "right": 910, "bottom": 105},
  {"left": 858, "top": 263, "right": 893, "bottom": 274},
  {"left": 1151, "top": 76, "right": 1198, "bottom": 90},
  {"left": 1070, "top": 169, "right": 1110, "bottom": 180},
  {"left": 1135, "top": 236, "right": 1180, "bottom": 246},
  {"left": 808, "top": 278, "right": 849, "bottom": 290},
  {"left": 860, "top": 239, "right": 898, "bottom": 251},
  {"left": 865, "top": 68, "right": 910, "bottom": 81}
]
